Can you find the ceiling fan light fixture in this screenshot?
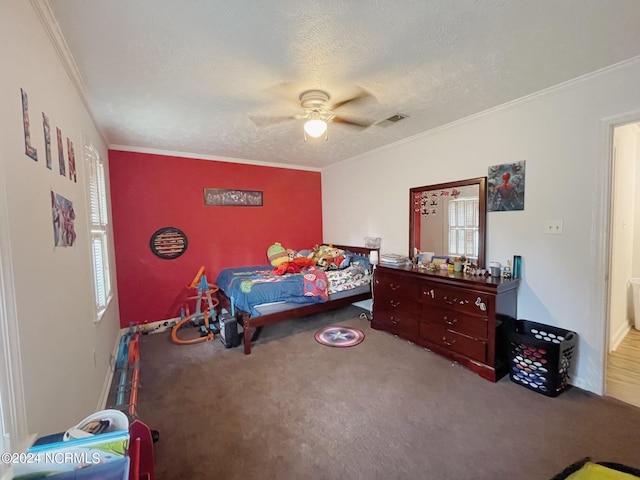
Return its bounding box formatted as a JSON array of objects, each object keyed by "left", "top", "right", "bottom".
[{"left": 303, "top": 118, "right": 328, "bottom": 138}]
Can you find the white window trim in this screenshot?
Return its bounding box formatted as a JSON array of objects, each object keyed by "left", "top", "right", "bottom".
[
  {"left": 448, "top": 197, "right": 480, "bottom": 259},
  {"left": 84, "top": 140, "right": 113, "bottom": 323}
]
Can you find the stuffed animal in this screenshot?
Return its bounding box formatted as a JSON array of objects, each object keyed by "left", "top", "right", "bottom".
[
  {"left": 306, "top": 244, "right": 321, "bottom": 261},
  {"left": 314, "top": 245, "right": 349, "bottom": 270},
  {"left": 267, "top": 242, "right": 289, "bottom": 266},
  {"left": 273, "top": 257, "right": 315, "bottom": 275}
]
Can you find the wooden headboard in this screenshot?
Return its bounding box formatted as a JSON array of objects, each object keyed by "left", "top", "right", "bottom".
[{"left": 332, "top": 244, "right": 379, "bottom": 259}]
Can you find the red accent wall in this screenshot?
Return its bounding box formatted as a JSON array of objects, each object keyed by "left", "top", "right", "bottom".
[{"left": 108, "top": 150, "right": 323, "bottom": 327}]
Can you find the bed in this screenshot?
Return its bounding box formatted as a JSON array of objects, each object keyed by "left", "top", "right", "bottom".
[{"left": 215, "top": 245, "right": 379, "bottom": 354}]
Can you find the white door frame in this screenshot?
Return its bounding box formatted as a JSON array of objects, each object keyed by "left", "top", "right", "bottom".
[
  {"left": 0, "top": 153, "right": 30, "bottom": 462},
  {"left": 598, "top": 110, "right": 640, "bottom": 395}
]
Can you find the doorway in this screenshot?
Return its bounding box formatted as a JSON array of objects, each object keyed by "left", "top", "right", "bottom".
[{"left": 606, "top": 121, "right": 640, "bottom": 408}]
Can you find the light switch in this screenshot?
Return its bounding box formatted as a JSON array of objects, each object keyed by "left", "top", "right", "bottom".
[{"left": 545, "top": 219, "right": 563, "bottom": 235}]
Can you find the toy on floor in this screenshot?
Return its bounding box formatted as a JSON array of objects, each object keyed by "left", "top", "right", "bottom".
[{"left": 171, "top": 266, "right": 220, "bottom": 345}]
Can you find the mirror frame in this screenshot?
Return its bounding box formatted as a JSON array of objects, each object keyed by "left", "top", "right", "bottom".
[{"left": 409, "top": 176, "right": 487, "bottom": 268}]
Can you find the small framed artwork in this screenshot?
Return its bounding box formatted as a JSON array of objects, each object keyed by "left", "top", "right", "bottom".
[
  {"left": 150, "top": 227, "right": 188, "bottom": 259},
  {"left": 51, "top": 190, "right": 76, "bottom": 247},
  {"left": 431, "top": 255, "right": 449, "bottom": 266},
  {"left": 487, "top": 161, "right": 525, "bottom": 212},
  {"left": 204, "top": 188, "right": 263, "bottom": 206}
]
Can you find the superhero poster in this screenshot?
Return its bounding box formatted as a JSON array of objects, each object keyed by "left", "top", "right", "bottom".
[
  {"left": 487, "top": 161, "right": 525, "bottom": 212},
  {"left": 51, "top": 191, "right": 76, "bottom": 247}
]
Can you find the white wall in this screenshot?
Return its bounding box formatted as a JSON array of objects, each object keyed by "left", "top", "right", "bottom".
[
  {"left": 0, "top": 1, "right": 120, "bottom": 435},
  {"left": 322, "top": 57, "right": 640, "bottom": 395},
  {"left": 609, "top": 124, "right": 638, "bottom": 351}
]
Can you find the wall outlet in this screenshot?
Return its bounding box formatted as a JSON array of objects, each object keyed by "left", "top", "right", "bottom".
[{"left": 545, "top": 219, "right": 564, "bottom": 235}]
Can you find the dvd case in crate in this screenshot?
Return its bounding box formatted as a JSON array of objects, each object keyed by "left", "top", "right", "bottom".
[
  {"left": 504, "top": 318, "right": 577, "bottom": 397},
  {"left": 12, "top": 409, "right": 129, "bottom": 479}
]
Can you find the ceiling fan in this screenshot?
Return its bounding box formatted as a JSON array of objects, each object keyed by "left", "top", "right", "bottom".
[{"left": 252, "top": 89, "right": 375, "bottom": 141}]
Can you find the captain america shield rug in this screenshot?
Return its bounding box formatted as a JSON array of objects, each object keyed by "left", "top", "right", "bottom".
[{"left": 314, "top": 325, "right": 365, "bottom": 348}]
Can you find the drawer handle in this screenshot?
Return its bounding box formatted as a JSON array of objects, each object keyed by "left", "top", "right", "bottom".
[
  {"left": 444, "top": 316, "right": 458, "bottom": 326},
  {"left": 422, "top": 289, "right": 435, "bottom": 298},
  {"left": 391, "top": 318, "right": 399, "bottom": 325},
  {"left": 390, "top": 283, "right": 400, "bottom": 291},
  {"left": 442, "top": 336, "right": 457, "bottom": 346},
  {"left": 390, "top": 300, "right": 400, "bottom": 308},
  {"left": 443, "top": 296, "right": 457, "bottom": 305}
]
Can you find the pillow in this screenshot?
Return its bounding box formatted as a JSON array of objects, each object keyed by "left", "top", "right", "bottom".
[{"left": 345, "top": 251, "right": 371, "bottom": 271}]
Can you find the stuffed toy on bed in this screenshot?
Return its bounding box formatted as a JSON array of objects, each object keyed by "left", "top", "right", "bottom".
[
  {"left": 313, "top": 245, "right": 350, "bottom": 270},
  {"left": 272, "top": 256, "right": 316, "bottom": 275},
  {"left": 267, "top": 242, "right": 289, "bottom": 266}
]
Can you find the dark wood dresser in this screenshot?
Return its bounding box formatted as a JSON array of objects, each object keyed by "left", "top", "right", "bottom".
[{"left": 372, "top": 264, "right": 519, "bottom": 382}]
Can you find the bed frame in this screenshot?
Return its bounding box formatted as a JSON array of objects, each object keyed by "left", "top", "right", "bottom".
[{"left": 216, "top": 245, "right": 379, "bottom": 355}]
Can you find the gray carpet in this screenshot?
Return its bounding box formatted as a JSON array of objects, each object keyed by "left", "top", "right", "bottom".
[{"left": 136, "top": 306, "right": 640, "bottom": 480}]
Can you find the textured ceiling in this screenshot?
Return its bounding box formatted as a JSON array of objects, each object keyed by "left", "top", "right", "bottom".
[{"left": 45, "top": 0, "right": 640, "bottom": 169}]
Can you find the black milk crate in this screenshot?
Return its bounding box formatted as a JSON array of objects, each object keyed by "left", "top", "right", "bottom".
[{"left": 505, "top": 318, "right": 577, "bottom": 397}]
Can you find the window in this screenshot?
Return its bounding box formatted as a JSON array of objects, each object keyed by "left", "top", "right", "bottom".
[
  {"left": 448, "top": 198, "right": 479, "bottom": 259},
  {"left": 85, "top": 142, "right": 112, "bottom": 320}
]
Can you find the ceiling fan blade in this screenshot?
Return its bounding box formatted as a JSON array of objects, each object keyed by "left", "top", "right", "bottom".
[
  {"left": 331, "top": 90, "right": 375, "bottom": 110},
  {"left": 249, "top": 115, "right": 296, "bottom": 127},
  {"left": 332, "top": 116, "right": 373, "bottom": 128}
]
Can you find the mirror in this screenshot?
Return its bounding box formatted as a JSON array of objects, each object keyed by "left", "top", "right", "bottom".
[{"left": 409, "top": 177, "right": 487, "bottom": 268}]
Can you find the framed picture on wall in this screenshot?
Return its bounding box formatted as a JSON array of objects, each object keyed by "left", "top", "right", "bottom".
[
  {"left": 487, "top": 161, "right": 525, "bottom": 212},
  {"left": 203, "top": 188, "right": 263, "bottom": 206}
]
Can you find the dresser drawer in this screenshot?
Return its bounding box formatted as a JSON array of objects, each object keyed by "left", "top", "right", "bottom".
[
  {"left": 374, "top": 272, "right": 418, "bottom": 301},
  {"left": 372, "top": 312, "right": 419, "bottom": 338},
  {"left": 371, "top": 315, "right": 399, "bottom": 336},
  {"left": 374, "top": 295, "right": 420, "bottom": 316},
  {"left": 422, "top": 306, "right": 488, "bottom": 339},
  {"left": 374, "top": 302, "right": 420, "bottom": 336},
  {"left": 419, "top": 322, "right": 487, "bottom": 363},
  {"left": 418, "top": 284, "right": 491, "bottom": 317}
]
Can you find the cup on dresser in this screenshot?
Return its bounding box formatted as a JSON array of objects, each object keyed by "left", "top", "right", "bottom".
[{"left": 489, "top": 261, "right": 501, "bottom": 278}]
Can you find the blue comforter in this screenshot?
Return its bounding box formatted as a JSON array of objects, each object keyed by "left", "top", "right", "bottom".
[{"left": 215, "top": 265, "right": 328, "bottom": 317}]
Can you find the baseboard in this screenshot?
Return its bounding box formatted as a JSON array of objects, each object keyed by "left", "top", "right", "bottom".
[
  {"left": 96, "top": 316, "right": 180, "bottom": 410},
  {"left": 96, "top": 328, "right": 127, "bottom": 411},
  {"left": 609, "top": 322, "right": 632, "bottom": 352}
]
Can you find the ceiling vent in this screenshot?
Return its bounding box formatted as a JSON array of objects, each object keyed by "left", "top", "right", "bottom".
[{"left": 376, "top": 113, "right": 408, "bottom": 128}]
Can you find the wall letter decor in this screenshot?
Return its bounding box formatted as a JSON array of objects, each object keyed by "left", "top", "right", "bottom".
[
  {"left": 20, "top": 88, "right": 37, "bottom": 161},
  {"left": 67, "top": 138, "right": 76, "bottom": 182},
  {"left": 43, "top": 112, "right": 52, "bottom": 169},
  {"left": 56, "top": 127, "right": 66, "bottom": 177}
]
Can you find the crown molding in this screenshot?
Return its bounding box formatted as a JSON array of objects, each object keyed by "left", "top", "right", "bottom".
[
  {"left": 30, "top": 1, "right": 87, "bottom": 105},
  {"left": 109, "top": 145, "right": 322, "bottom": 172},
  {"left": 29, "top": 0, "right": 108, "bottom": 147},
  {"left": 327, "top": 55, "right": 640, "bottom": 171}
]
